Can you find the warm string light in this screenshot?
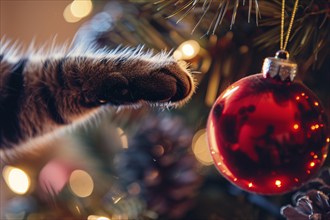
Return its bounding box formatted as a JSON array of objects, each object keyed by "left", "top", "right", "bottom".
[
  {"left": 63, "top": 5, "right": 81, "bottom": 23},
  {"left": 88, "top": 215, "right": 111, "bottom": 220},
  {"left": 191, "top": 129, "right": 213, "bottom": 166},
  {"left": 71, "top": 0, "right": 93, "bottom": 18},
  {"left": 69, "top": 169, "right": 94, "bottom": 197},
  {"left": 173, "top": 40, "right": 200, "bottom": 60},
  {"left": 63, "top": 0, "right": 93, "bottom": 23},
  {"left": 2, "top": 166, "right": 31, "bottom": 195},
  {"left": 173, "top": 39, "right": 211, "bottom": 80}
]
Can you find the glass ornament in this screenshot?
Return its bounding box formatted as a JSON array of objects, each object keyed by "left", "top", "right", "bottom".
[{"left": 207, "top": 51, "right": 329, "bottom": 194}]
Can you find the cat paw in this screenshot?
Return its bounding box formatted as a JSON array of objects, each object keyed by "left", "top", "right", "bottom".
[{"left": 82, "top": 59, "right": 195, "bottom": 107}]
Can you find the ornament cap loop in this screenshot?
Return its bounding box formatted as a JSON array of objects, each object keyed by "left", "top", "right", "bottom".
[
  {"left": 275, "top": 50, "right": 290, "bottom": 59},
  {"left": 262, "top": 51, "right": 297, "bottom": 82}
]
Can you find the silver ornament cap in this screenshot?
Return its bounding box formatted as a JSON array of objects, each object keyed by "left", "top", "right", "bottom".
[{"left": 262, "top": 50, "right": 297, "bottom": 81}]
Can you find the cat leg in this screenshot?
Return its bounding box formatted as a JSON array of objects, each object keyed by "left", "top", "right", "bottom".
[{"left": 0, "top": 50, "right": 195, "bottom": 151}]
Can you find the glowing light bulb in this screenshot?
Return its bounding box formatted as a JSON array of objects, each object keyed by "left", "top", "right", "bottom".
[
  {"left": 70, "top": 0, "right": 93, "bottom": 18},
  {"left": 182, "top": 44, "right": 195, "bottom": 57},
  {"left": 63, "top": 3, "right": 81, "bottom": 23},
  {"left": 177, "top": 40, "right": 200, "bottom": 60},
  {"left": 87, "top": 215, "right": 111, "bottom": 220},
  {"left": 173, "top": 50, "right": 183, "bottom": 60},
  {"left": 192, "top": 129, "right": 213, "bottom": 166},
  {"left": 2, "top": 166, "right": 30, "bottom": 194},
  {"left": 69, "top": 170, "right": 94, "bottom": 197}
]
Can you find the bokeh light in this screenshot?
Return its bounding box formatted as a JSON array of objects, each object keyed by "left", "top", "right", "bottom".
[
  {"left": 88, "top": 215, "right": 111, "bottom": 220},
  {"left": 39, "top": 159, "right": 73, "bottom": 195},
  {"left": 175, "top": 40, "right": 200, "bottom": 60},
  {"left": 192, "top": 129, "right": 213, "bottom": 166},
  {"left": 182, "top": 44, "right": 195, "bottom": 56},
  {"left": 2, "top": 166, "right": 31, "bottom": 195},
  {"left": 117, "top": 127, "right": 128, "bottom": 148},
  {"left": 112, "top": 214, "right": 129, "bottom": 220},
  {"left": 69, "top": 170, "right": 94, "bottom": 197},
  {"left": 63, "top": 0, "right": 93, "bottom": 23},
  {"left": 63, "top": 3, "right": 81, "bottom": 23},
  {"left": 70, "top": 0, "right": 93, "bottom": 18},
  {"left": 173, "top": 50, "right": 183, "bottom": 60},
  {"left": 127, "top": 182, "right": 141, "bottom": 196},
  {"left": 239, "top": 45, "right": 249, "bottom": 54}
]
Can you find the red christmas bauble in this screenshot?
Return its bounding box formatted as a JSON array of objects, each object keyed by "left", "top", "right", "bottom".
[{"left": 207, "top": 73, "right": 329, "bottom": 194}]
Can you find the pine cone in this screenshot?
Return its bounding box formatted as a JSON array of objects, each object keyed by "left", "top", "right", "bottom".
[
  {"left": 281, "top": 169, "right": 330, "bottom": 220},
  {"left": 114, "top": 112, "right": 202, "bottom": 219}
]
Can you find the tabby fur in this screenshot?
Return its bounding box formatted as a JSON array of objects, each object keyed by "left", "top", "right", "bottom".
[{"left": 0, "top": 39, "right": 195, "bottom": 163}]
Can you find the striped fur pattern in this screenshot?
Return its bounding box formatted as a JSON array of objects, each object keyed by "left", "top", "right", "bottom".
[{"left": 0, "top": 39, "right": 195, "bottom": 162}]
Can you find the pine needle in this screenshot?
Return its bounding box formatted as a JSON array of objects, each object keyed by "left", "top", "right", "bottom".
[{"left": 151, "top": 0, "right": 260, "bottom": 34}]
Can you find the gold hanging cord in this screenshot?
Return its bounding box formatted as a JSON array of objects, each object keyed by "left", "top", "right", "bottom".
[{"left": 280, "top": 0, "right": 300, "bottom": 51}]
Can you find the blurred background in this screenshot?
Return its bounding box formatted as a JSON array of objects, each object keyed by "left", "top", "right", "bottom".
[
  {"left": 1, "top": 0, "right": 91, "bottom": 45},
  {"left": 1, "top": 0, "right": 329, "bottom": 220}
]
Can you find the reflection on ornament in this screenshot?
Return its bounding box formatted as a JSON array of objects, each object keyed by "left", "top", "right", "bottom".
[
  {"left": 207, "top": 73, "right": 329, "bottom": 194},
  {"left": 275, "top": 180, "right": 282, "bottom": 188}
]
